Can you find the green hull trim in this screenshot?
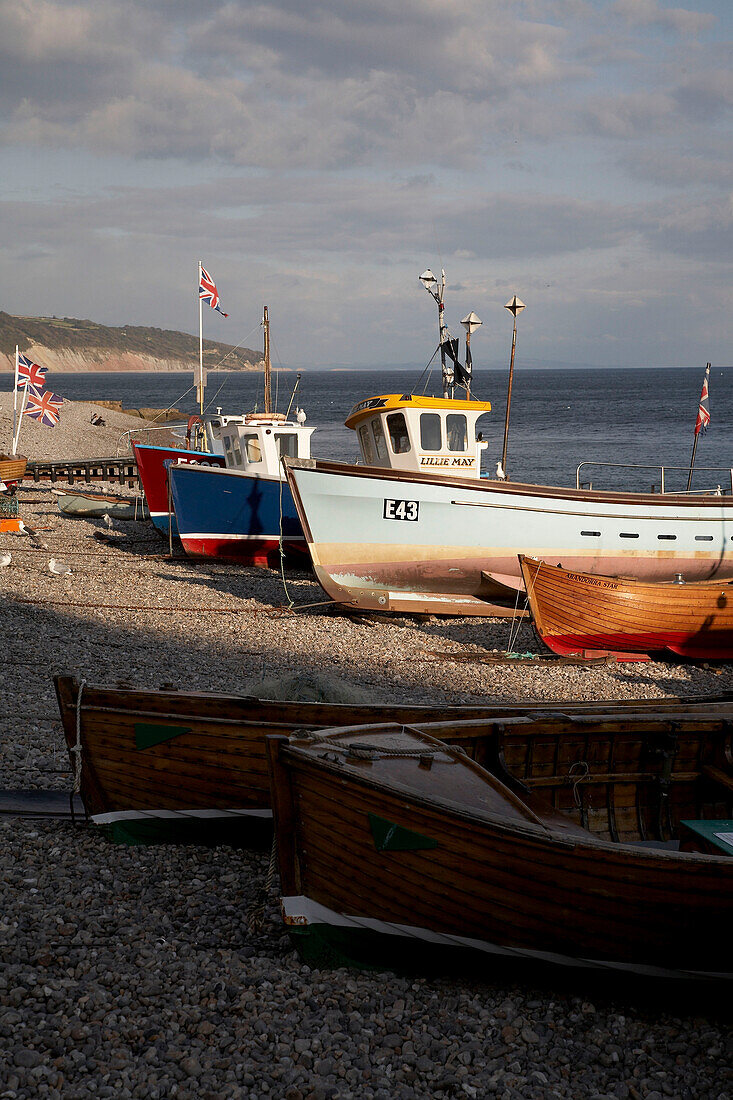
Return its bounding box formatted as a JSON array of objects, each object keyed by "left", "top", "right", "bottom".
[
  {"left": 100, "top": 815, "right": 273, "bottom": 849},
  {"left": 285, "top": 921, "right": 724, "bottom": 993},
  {"left": 134, "top": 722, "right": 193, "bottom": 750},
  {"left": 287, "top": 922, "right": 486, "bottom": 978},
  {"left": 368, "top": 812, "right": 438, "bottom": 852}
]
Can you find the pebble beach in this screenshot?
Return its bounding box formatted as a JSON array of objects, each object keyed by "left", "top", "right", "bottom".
[{"left": 1, "top": 396, "right": 731, "bottom": 1099}]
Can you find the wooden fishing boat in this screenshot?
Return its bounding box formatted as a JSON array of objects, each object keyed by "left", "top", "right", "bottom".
[
  {"left": 520, "top": 555, "right": 733, "bottom": 660},
  {"left": 54, "top": 675, "right": 733, "bottom": 845},
  {"left": 267, "top": 717, "right": 733, "bottom": 978},
  {"left": 53, "top": 488, "right": 146, "bottom": 520},
  {"left": 0, "top": 454, "right": 27, "bottom": 484}
]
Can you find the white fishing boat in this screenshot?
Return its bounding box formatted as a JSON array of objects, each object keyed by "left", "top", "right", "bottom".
[{"left": 283, "top": 274, "right": 733, "bottom": 617}]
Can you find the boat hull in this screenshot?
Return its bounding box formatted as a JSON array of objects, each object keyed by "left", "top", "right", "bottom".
[
  {"left": 55, "top": 491, "right": 143, "bottom": 520},
  {"left": 168, "top": 462, "right": 306, "bottom": 567},
  {"left": 285, "top": 459, "right": 733, "bottom": 616},
  {"left": 521, "top": 555, "right": 733, "bottom": 659},
  {"left": 55, "top": 675, "right": 733, "bottom": 844},
  {"left": 0, "top": 455, "right": 27, "bottom": 484},
  {"left": 133, "top": 442, "right": 225, "bottom": 536}
]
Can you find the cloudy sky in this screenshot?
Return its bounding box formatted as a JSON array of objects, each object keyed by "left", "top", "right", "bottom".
[{"left": 0, "top": 0, "right": 730, "bottom": 368}]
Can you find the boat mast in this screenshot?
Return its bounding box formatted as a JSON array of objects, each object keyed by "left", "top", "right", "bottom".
[
  {"left": 263, "top": 305, "right": 272, "bottom": 415},
  {"left": 501, "top": 295, "right": 525, "bottom": 478},
  {"left": 197, "top": 260, "right": 205, "bottom": 416}
]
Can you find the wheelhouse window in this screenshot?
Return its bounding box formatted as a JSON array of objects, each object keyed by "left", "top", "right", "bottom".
[
  {"left": 371, "top": 418, "right": 389, "bottom": 463},
  {"left": 387, "top": 413, "right": 411, "bottom": 455},
  {"left": 359, "top": 424, "right": 375, "bottom": 464},
  {"left": 275, "top": 433, "right": 298, "bottom": 458},
  {"left": 420, "top": 413, "right": 442, "bottom": 452},
  {"left": 243, "top": 434, "right": 262, "bottom": 463},
  {"left": 446, "top": 414, "right": 468, "bottom": 452},
  {"left": 223, "top": 435, "right": 235, "bottom": 464}
]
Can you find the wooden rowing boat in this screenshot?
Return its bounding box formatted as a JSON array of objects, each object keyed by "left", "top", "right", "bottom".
[
  {"left": 55, "top": 675, "right": 733, "bottom": 845},
  {"left": 0, "top": 454, "right": 27, "bottom": 483},
  {"left": 520, "top": 554, "right": 733, "bottom": 660},
  {"left": 266, "top": 717, "right": 733, "bottom": 978}
]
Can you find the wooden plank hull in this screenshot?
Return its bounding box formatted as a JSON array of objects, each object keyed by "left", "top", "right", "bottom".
[
  {"left": 267, "top": 722, "right": 733, "bottom": 976},
  {"left": 521, "top": 555, "right": 733, "bottom": 659},
  {"left": 0, "top": 455, "right": 27, "bottom": 483},
  {"left": 54, "top": 675, "right": 733, "bottom": 844}
]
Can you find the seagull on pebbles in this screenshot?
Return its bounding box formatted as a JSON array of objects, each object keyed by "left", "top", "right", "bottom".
[
  {"left": 48, "top": 559, "right": 73, "bottom": 576},
  {"left": 0, "top": 551, "right": 11, "bottom": 567}
]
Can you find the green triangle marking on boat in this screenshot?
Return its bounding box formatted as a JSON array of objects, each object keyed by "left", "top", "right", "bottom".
[
  {"left": 134, "top": 722, "right": 193, "bottom": 750},
  {"left": 368, "top": 813, "right": 438, "bottom": 852}
]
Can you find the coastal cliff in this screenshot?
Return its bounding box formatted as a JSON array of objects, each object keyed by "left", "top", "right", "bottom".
[{"left": 0, "top": 312, "right": 262, "bottom": 373}]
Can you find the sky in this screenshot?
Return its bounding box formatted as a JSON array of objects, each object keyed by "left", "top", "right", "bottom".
[{"left": 0, "top": 0, "right": 731, "bottom": 369}]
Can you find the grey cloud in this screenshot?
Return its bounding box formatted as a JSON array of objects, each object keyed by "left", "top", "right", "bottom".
[{"left": 610, "top": 0, "right": 715, "bottom": 36}]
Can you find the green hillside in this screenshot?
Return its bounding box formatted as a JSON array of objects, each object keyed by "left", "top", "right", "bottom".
[{"left": 0, "top": 312, "right": 261, "bottom": 369}]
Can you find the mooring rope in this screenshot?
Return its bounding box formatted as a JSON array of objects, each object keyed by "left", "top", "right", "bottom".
[
  {"left": 295, "top": 724, "right": 449, "bottom": 761},
  {"left": 246, "top": 834, "right": 279, "bottom": 934},
  {"left": 71, "top": 678, "right": 86, "bottom": 795}
]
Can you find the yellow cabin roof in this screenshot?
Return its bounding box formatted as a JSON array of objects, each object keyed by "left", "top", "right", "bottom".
[{"left": 345, "top": 393, "right": 492, "bottom": 431}]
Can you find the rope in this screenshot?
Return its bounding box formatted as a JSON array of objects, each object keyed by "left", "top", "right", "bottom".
[
  {"left": 69, "top": 679, "right": 87, "bottom": 822},
  {"left": 296, "top": 724, "right": 448, "bottom": 760},
  {"left": 246, "top": 835, "right": 279, "bottom": 934},
  {"left": 567, "top": 760, "right": 590, "bottom": 807},
  {"left": 506, "top": 558, "right": 542, "bottom": 654},
  {"left": 277, "top": 470, "right": 295, "bottom": 611}
]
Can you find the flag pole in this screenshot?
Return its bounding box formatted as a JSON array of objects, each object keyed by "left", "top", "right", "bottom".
[
  {"left": 11, "top": 346, "right": 19, "bottom": 454},
  {"left": 13, "top": 383, "right": 29, "bottom": 456},
  {"left": 198, "top": 260, "right": 204, "bottom": 416},
  {"left": 686, "top": 362, "right": 711, "bottom": 493},
  {"left": 686, "top": 435, "right": 699, "bottom": 494}
]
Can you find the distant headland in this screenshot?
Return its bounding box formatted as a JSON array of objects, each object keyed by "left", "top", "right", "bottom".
[{"left": 0, "top": 312, "right": 262, "bottom": 374}]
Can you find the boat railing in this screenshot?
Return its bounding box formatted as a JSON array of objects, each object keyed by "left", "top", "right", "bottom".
[
  {"left": 575, "top": 461, "right": 733, "bottom": 495},
  {"left": 116, "top": 423, "right": 190, "bottom": 457}
]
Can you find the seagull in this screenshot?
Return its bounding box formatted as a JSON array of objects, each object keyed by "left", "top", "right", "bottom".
[
  {"left": 496, "top": 460, "right": 507, "bottom": 481},
  {"left": 103, "top": 513, "right": 113, "bottom": 530},
  {"left": 0, "top": 552, "right": 11, "bottom": 567},
  {"left": 48, "top": 559, "right": 72, "bottom": 576},
  {"left": 296, "top": 407, "right": 307, "bottom": 425}
]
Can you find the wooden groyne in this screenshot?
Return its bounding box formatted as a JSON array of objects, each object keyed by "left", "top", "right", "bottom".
[{"left": 26, "top": 456, "right": 138, "bottom": 485}]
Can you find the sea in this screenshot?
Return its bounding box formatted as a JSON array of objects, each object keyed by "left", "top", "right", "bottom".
[{"left": 2, "top": 366, "right": 729, "bottom": 494}]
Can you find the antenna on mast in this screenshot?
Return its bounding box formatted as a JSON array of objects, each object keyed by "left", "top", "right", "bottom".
[{"left": 420, "top": 268, "right": 453, "bottom": 398}]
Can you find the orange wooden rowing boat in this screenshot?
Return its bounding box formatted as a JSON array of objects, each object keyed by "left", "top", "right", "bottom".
[{"left": 520, "top": 554, "right": 733, "bottom": 660}]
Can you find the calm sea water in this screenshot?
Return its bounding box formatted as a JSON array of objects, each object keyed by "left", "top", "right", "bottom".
[{"left": 2, "top": 366, "right": 729, "bottom": 493}]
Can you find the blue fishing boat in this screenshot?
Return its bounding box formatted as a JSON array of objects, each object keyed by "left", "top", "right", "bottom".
[{"left": 168, "top": 307, "right": 316, "bottom": 566}]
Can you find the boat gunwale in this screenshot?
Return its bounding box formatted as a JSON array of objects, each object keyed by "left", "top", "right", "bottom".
[
  {"left": 284, "top": 456, "right": 733, "bottom": 509},
  {"left": 277, "top": 727, "right": 732, "bottom": 865}
]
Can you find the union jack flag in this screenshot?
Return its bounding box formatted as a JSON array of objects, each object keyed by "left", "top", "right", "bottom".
[
  {"left": 17, "top": 352, "right": 47, "bottom": 390},
  {"left": 24, "top": 389, "right": 63, "bottom": 427},
  {"left": 199, "top": 266, "right": 228, "bottom": 316},
  {"left": 694, "top": 363, "right": 711, "bottom": 436}
]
